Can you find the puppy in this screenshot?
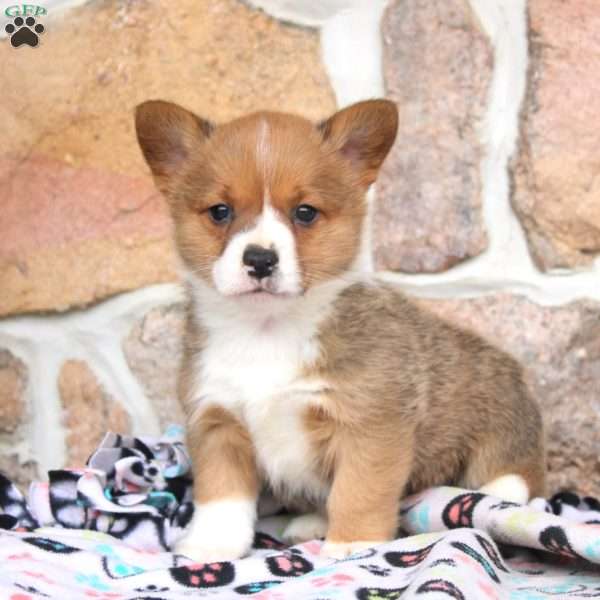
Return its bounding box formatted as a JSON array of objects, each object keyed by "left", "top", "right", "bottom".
[{"left": 135, "top": 99, "right": 545, "bottom": 561}]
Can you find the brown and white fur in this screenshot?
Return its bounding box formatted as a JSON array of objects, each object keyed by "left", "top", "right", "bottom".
[{"left": 134, "top": 99, "right": 546, "bottom": 562}]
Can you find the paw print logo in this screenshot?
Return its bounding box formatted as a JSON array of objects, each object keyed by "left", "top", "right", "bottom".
[{"left": 5, "top": 16, "right": 45, "bottom": 48}]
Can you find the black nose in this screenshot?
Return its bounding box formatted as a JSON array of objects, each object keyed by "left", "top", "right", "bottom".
[{"left": 243, "top": 245, "right": 279, "bottom": 280}]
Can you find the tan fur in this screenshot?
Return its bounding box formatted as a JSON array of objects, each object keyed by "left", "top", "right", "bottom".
[
  {"left": 135, "top": 99, "right": 397, "bottom": 290},
  {"left": 187, "top": 404, "right": 259, "bottom": 504},
  {"left": 135, "top": 98, "right": 545, "bottom": 553},
  {"left": 305, "top": 403, "right": 413, "bottom": 542},
  {"left": 302, "top": 283, "right": 545, "bottom": 540}
]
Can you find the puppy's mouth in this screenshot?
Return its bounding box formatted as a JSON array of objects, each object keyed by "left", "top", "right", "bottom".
[
  {"left": 210, "top": 264, "right": 304, "bottom": 299},
  {"left": 237, "top": 287, "right": 300, "bottom": 299},
  {"left": 230, "top": 277, "right": 303, "bottom": 299}
]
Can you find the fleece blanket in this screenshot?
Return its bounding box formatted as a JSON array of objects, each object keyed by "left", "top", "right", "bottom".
[{"left": 1, "top": 427, "right": 599, "bottom": 599}]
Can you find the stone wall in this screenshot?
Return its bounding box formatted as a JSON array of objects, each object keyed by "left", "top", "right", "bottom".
[{"left": 1, "top": 0, "right": 598, "bottom": 496}]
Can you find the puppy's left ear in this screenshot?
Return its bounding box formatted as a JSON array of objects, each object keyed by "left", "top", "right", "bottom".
[
  {"left": 318, "top": 99, "right": 398, "bottom": 187},
  {"left": 135, "top": 100, "right": 214, "bottom": 193}
]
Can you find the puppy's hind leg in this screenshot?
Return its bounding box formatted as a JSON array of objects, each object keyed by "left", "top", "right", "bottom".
[
  {"left": 465, "top": 384, "right": 546, "bottom": 504},
  {"left": 464, "top": 435, "right": 546, "bottom": 504}
]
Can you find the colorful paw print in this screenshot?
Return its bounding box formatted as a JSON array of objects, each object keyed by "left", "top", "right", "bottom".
[
  {"left": 23, "top": 537, "right": 81, "bottom": 554},
  {"left": 170, "top": 561, "right": 235, "bottom": 588},
  {"left": 416, "top": 579, "right": 465, "bottom": 600},
  {"left": 101, "top": 556, "right": 145, "bottom": 579},
  {"left": 450, "top": 541, "right": 500, "bottom": 583},
  {"left": 355, "top": 586, "right": 408, "bottom": 600},
  {"left": 442, "top": 493, "right": 485, "bottom": 529},
  {"left": 266, "top": 551, "right": 313, "bottom": 577}
]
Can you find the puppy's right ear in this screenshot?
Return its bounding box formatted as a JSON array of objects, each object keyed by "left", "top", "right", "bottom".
[{"left": 135, "top": 100, "right": 214, "bottom": 189}]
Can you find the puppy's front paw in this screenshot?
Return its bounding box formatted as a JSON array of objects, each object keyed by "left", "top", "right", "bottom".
[
  {"left": 174, "top": 499, "right": 256, "bottom": 562},
  {"left": 283, "top": 513, "right": 328, "bottom": 544},
  {"left": 320, "top": 540, "right": 383, "bottom": 560}
]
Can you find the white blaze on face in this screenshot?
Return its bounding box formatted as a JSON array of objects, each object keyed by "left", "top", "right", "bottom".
[
  {"left": 212, "top": 203, "right": 302, "bottom": 297},
  {"left": 212, "top": 118, "right": 303, "bottom": 297},
  {"left": 256, "top": 118, "right": 270, "bottom": 177}
]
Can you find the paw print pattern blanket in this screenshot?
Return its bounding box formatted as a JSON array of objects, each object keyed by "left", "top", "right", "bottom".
[{"left": 1, "top": 427, "right": 599, "bottom": 599}]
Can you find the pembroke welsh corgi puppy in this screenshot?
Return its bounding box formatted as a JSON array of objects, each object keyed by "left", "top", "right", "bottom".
[{"left": 135, "top": 99, "right": 546, "bottom": 562}]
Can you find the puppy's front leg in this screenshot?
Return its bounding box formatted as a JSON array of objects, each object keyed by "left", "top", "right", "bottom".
[
  {"left": 176, "top": 405, "right": 259, "bottom": 562},
  {"left": 322, "top": 430, "right": 413, "bottom": 559}
]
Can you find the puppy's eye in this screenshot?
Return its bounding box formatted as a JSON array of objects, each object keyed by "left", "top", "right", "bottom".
[
  {"left": 209, "top": 203, "right": 232, "bottom": 224},
  {"left": 293, "top": 204, "right": 318, "bottom": 226}
]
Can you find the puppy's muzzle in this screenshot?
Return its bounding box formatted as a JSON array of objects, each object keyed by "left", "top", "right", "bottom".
[{"left": 243, "top": 245, "right": 279, "bottom": 280}]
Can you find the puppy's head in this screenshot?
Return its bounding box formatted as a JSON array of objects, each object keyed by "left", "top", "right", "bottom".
[{"left": 135, "top": 99, "right": 397, "bottom": 299}]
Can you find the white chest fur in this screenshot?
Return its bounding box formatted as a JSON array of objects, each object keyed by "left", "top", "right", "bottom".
[{"left": 190, "top": 289, "right": 340, "bottom": 503}]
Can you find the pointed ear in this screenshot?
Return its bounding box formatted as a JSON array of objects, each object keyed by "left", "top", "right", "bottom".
[
  {"left": 318, "top": 99, "right": 398, "bottom": 187},
  {"left": 135, "top": 100, "right": 214, "bottom": 187}
]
